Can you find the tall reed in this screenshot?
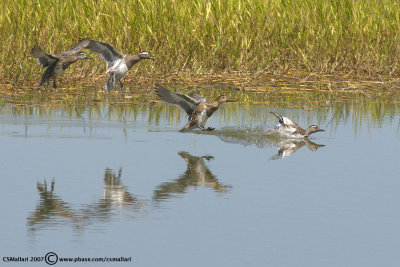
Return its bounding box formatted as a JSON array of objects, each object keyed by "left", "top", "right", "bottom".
[{"left": 1, "top": 0, "right": 400, "bottom": 85}]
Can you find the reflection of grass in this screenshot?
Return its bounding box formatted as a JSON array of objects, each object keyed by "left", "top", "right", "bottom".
[
  {"left": 2, "top": 77, "right": 400, "bottom": 106},
  {"left": 1, "top": 87, "right": 399, "bottom": 135},
  {"left": 2, "top": 0, "right": 400, "bottom": 85}
]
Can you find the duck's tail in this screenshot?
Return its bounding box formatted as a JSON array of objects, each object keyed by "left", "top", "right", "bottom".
[
  {"left": 179, "top": 126, "right": 189, "bottom": 132},
  {"left": 179, "top": 123, "right": 193, "bottom": 132}
]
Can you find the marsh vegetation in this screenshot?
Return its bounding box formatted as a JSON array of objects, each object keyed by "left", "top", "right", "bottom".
[{"left": 1, "top": 0, "right": 400, "bottom": 88}]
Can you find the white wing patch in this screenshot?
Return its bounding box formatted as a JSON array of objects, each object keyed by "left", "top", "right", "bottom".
[
  {"left": 107, "top": 58, "right": 122, "bottom": 72},
  {"left": 282, "top": 116, "right": 295, "bottom": 126}
]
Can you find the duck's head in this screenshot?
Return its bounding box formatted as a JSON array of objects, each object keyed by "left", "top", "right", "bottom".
[
  {"left": 215, "top": 95, "right": 236, "bottom": 103},
  {"left": 31, "top": 46, "right": 43, "bottom": 57},
  {"left": 138, "top": 52, "right": 156, "bottom": 61},
  {"left": 305, "top": 125, "right": 325, "bottom": 136},
  {"left": 76, "top": 52, "right": 92, "bottom": 60}
]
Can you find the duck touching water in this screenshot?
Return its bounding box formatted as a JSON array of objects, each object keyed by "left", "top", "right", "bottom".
[
  {"left": 31, "top": 40, "right": 92, "bottom": 90},
  {"left": 268, "top": 111, "right": 325, "bottom": 138},
  {"left": 155, "top": 85, "right": 236, "bottom": 132}
]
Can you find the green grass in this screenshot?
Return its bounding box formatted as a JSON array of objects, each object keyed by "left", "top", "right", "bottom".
[{"left": 1, "top": 0, "right": 400, "bottom": 85}]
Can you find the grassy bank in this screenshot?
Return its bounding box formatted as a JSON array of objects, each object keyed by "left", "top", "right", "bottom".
[{"left": 1, "top": 0, "right": 400, "bottom": 86}]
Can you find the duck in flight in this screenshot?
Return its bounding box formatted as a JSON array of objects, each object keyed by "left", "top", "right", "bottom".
[
  {"left": 268, "top": 111, "right": 325, "bottom": 137},
  {"left": 69, "top": 39, "right": 156, "bottom": 91},
  {"left": 155, "top": 85, "right": 235, "bottom": 132},
  {"left": 31, "top": 41, "right": 92, "bottom": 90}
]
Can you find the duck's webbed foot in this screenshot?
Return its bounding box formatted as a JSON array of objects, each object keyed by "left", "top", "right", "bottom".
[
  {"left": 201, "top": 155, "right": 214, "bottom": 161},
  {"left": 199, "top": 126, "right": 215, "bottom": 131},
  {"left": 53, "top": 79, "right": 57, "bottom": 89},
  {"left": 119, "top": 81, "right": 124, "bottom": 91}
]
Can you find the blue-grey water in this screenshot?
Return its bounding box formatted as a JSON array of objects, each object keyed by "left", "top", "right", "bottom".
[{"left": 0, "top": 102, "right": 399, "bottom": 267}]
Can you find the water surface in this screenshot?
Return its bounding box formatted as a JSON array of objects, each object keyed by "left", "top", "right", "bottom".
[{"left": 0, "top": 98, "right": 399, "bottom": 267}]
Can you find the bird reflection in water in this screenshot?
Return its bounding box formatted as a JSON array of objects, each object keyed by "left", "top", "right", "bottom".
[
  {"left": 27, "top": 179, "right": 75, "bottom": 232},
  {"left": 103, "top": 168, "right": 138, "bottom": 207},
  {"left": 265, "top": 135, "right": 325, "bottom": 160},
  {"left": 27, "top": 168, "right": 145, "bottom": 233},
  {"left": 153, "top": 152, "right": 232, "bottom": 202},
  {"left": 213, "top": 127, "right": 324, "bottom": 160}
]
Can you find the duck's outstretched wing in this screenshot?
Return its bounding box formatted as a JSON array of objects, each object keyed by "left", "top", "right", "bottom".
[
  {"left": 31, "top": 46, "right": 59, "bottom": 69},
  {"left": 83, "top": 39, "right": 123, "bottom": 71},
  {"left": 270, "top": 111, "right": 296, "bottom": 126},
  {"left": 156, "top": 85, "right": 201, "bottom": 116},
  {"left": 270, "top": 112, "right": 285, "bottom": 124},
  {"left": 61, "top": 39, "right": 92, "bottom": 56},
  {"left": 186, "top": 90, "right": 206, "bottom": 103}
]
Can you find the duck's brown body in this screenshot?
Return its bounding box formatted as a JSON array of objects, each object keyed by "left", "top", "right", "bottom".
[
  {"left": 31, "top": 43, "right": 92, "bottom": 90},
  {"left": 155, "top": 85, "right": 235, "bottom": 132},
  {"left": 179, "top": 98, "right": 227, "bottom": 132}
]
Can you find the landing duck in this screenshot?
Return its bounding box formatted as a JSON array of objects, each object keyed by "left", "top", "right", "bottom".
[
  {"left": 268, "top": 111, "right": 325, "bottom": 137},
  {"left": 70, "top": 39, "right": 156, "bottom": 91},
  {"left": 31, "top": 41, "right": 92, "bottom": 90},
  {"left": 155, "top": 85, "right": 235, "bottom": 132}
]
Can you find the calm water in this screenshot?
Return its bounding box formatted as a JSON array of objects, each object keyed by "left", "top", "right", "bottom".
[{"left": 0, "top": 100, "right": 399, "bottom": 267}]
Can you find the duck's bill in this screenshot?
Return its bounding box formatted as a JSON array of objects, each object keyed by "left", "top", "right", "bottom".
[
  {"left": 226, "top": 100, "right": 237, "bottom": 102},
  {"left": 316, "top": 129, "right": 325, "bottom": 132}
]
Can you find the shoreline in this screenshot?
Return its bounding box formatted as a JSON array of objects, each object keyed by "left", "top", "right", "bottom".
[{"left": 3, "top": 70, "right": 400, "bottom": 90}]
